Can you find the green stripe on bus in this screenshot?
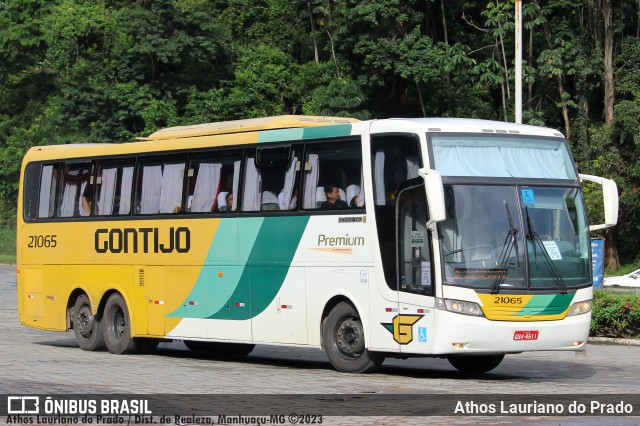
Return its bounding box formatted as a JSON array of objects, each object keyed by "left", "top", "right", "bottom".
[
  {"left": 302, "top": 124, "right": 353, "bottom": 139},
  {"left": 207, "top": 216, "right": 309, "bottom": 320},
  {"left": 167, "top": 218, "right": 264, "bottom": 319},
  {"left": 514, "top": 294, "right": 574, "bottom": 316},
  {"left": 257, "top": 128, "right": 305, "bottom": 143}
]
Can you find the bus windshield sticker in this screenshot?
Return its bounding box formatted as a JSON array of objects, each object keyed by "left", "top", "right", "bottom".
[{"left": 542, "top": 241, "right": 563, "bottom": 260}]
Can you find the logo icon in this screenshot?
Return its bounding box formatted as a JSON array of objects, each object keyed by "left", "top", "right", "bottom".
[
  {"left": 381, "top": 315, "right": 423, "bottom": 344},
  {"left": 8, "top": 396, "right": 40, "bottom": 414}
]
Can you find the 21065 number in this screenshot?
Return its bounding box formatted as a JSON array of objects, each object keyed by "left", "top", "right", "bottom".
[
  {"left": 494, "top": 296, "right": 523, "bottom": 304},
  {"left": 28, "top": 235, "right": 57, "bottom": 248}
]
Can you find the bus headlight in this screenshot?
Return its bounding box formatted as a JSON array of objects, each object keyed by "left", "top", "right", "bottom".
[
  {"left": 436, "top": 298, "right": 484, "bottom": 317},
  {"left": 566, "top": 300, "right": 592, "bottom": 317}
]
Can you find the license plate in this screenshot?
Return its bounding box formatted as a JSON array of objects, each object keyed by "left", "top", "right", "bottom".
[{"left": 513, "top": 330, "right": 539, "bottom": 341}]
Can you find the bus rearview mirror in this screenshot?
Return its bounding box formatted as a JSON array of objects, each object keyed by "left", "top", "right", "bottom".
[
  {"left": 418, "top": 168, "right": 446, "bottom": 224},
  {"left": 579, "top": 174, "right": 619, "bottom": 231}
]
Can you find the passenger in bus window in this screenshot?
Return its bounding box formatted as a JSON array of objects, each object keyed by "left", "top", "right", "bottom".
[
  {"left": 320, "top": 185, "right": 348, "bottom": 209},
  {"left": 81, "top": 184, "right": 94, "bottom": 216},
  {"left": 349, "top": 195, "right": 360, "bottom": 208},
  {"left": 225, "top": 192, "right": 233, "bottom": 211}
]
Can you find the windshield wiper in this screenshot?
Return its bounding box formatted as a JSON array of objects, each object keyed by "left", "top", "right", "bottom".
[
  {"left": 490, "top": 202, "right": 520, "bottom": 294},
  {"left": 524, "top": 207, "right": 568, "bottom": 294}
]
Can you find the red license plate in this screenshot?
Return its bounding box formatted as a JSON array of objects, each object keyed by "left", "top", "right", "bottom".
[{"left": 513, "top": 330, "right": 539, "bottom": 341}]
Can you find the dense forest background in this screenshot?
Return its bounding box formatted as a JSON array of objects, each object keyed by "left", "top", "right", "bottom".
[{"left": 1, "top": 0, "right": 639, "bottom": 268}]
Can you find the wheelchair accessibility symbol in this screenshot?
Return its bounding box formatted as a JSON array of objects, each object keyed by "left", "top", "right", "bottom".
[
  {"left": 418, "top": 327, "right": 427, "bottom": 343},
  {"left": 521, "top": 188, "right": 535, "bottom": 206}
]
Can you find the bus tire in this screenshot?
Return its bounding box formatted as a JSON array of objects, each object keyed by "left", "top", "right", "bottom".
[
  {"left": 447, "top": 354, "right": 505, "bottom": 373},
  {"left": 184, "top": 340, "right": 255, "bottom": 356},
  {"left": 323, "top": 302, "right": 384, "bottom": 373},
  {"left": 73, "top": 294, "right": 105, "bottom": 351},
  {"left": 103, "top": 293, "right": 136, "bottom": 354}
]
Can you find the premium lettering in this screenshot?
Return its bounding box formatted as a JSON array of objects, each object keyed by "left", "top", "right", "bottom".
[
  {"left": 317, "top": 234, "right": 365, "bottom": 247},
  {"left": 95, "top": 227, "right": 190, "bottom": 254}
]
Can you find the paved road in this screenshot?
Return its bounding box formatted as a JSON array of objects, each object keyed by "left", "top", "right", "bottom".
[{"left": 0, "top": 265, "right": 638, "bottom": 425}]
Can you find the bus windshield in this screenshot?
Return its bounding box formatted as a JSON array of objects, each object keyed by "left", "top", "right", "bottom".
[{"left": 440, "top": 185, "right": 590, "bottom": 290}]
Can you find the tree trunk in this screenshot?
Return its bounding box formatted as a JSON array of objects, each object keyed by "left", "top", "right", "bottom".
[
  {"left": 605, "top": 229, "right": 620, "bottom": 271},
  {"left": 603, "top": 0, "right": 614, "bottom": 124},
  {"left": 603, "top": 0, "right": 620, "bottom": 271}
]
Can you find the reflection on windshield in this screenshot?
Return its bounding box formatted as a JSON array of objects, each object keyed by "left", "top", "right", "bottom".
[{"left": 440, "top": 185, "right": 590, "bottom": 290}]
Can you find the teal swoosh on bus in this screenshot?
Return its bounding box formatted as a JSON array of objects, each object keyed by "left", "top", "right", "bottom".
[
  {"left": 168, "top": 216, "right": 309, "bottom": 320},
  {"left": 513, "top": 294, "right": 574, "bottom": 316}
]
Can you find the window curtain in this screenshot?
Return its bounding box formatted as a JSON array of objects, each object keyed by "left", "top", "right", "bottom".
[
  {"left": 279, "top": 156, "right": 298, "bottom": 210},
  {"left": 232, "top": 160, "right": 240, "bottom": 211},
  {"left": 191, "top": 163, "right": 222, "bottom": 212},
  {"left": 141, "top": 165, "right": 162, "bottom": 214},
  {"left": 97, "top": 168, "right": 117, "bottom": 215},
  {"left": 38, "top": 165, "right": 53, "bottom": 218},
  {"left": 500, "top": 147, "right": 569, "bottom": 179},
  {"left": 242, "top": 158, "right": 261, "bottom": 211},
  {"left": 303, "top": 154, "right": 319, "bottom": 209},
  {"left": 119, "top": 167, "right": 134, "bottom": 215},
  {"left": 159, "top": 163, "right": 185, "bottom": 214},
  {"left": 433, "top": 146, "right": 570, "bottom": 179},
  {"left": 59, "top": 182, "right": 77, "bottom": 217},
  {"left": 374, "top": 151, "right": 385, "bottom": 205}
]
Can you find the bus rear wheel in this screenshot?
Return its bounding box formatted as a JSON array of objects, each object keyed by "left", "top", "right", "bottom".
[
  {"left": 103, "top": 293, "right": 139, "bottom": 354},
  {"left": 73, "top": 294, "right": 105, "bottom": 351},
  {"left": 447, "top": 354, "right": 505, "bottom": 373},
  {"left": 323, "top": 302, "right": 384, "bottom": 373},
  {"left": 184, "top": 340, "right": 255, "bottom": 356}
]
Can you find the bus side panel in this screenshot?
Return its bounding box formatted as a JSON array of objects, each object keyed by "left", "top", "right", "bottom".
[
  {"left": 21, "top": 268, "right": 45, "bottom": 328},
  {"left": 252, "top": 267, "right": 307, "bottom": 344}
]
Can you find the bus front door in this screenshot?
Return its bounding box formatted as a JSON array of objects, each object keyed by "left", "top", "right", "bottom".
[{"left": 396, "top": 184, "right": 436, "bottom": 354}]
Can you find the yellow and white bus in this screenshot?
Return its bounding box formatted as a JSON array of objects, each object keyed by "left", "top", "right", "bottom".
[{"left": 17, "top": 115, "right": 618, "bottom": 373}]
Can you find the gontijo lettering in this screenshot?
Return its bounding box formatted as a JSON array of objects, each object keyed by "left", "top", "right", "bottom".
[
  {"left": 317, "top": 234, "right": 364, "bottom": 246},
  {"left": 95, "top": 227, "right": 190, "bottom": 254}
]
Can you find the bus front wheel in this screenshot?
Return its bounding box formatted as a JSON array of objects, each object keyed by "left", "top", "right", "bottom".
[
  {"left": 447, "top": 354, "right": 505, "bottom": 373},
  {"left": 73, "top": 294, "right": 105, "bottom": 351},
  {"left": 323, "top": 302, "right": 384, "bottom": 373}
]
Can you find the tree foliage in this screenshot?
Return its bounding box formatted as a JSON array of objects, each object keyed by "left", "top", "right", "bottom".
[{"left": 1, "top": 0, "right": 639, "bottom": 264}]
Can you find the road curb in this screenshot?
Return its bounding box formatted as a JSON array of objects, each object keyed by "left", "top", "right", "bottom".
[{"left": 588, "top": 336, "right": 640, "bottom": 346}]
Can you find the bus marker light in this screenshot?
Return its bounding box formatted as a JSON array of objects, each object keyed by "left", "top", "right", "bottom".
[
  {"left": 27, "top": 294, "right": 34, "bottom": 299},
  {"left": 234, "top": 302, "right": 245, "bottom": 307},
  {"left": 572, "top": 341, "right": 583, "bottom": 346},
  {"left": 218, "top": 272, "right": 223, "bottom": 277},
  {"left": 417, "top": 309, "right": 424, "bottom": 314},
  {"left": 385, "top": 308, "right": 398, "bottom": 312},
  {"left": 452, "top": 343, "right": 465, "bottom": 349},
  {"left": 154, "top": 300, "right": 164, "bottom": 305},
  {"left": 189, "top": 301, "right": 198, "bottom": 306},
  {"left": 281, "top": 305, "right": 292, "bottom": 309}
]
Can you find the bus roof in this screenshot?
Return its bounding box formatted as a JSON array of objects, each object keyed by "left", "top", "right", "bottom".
[
  {"left": 145, "top": 115, "right": 359, "bottom": 140},
  {"left": 22, "top": 116, "right": 565, "bottom": 162}
]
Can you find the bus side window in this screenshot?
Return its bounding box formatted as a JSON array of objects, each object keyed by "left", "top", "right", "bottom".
[
  {"left": 23, "top": 163, "right": 41, "bottom": 221},
  {"left": 242, "top": 146, "right": 300, "bottom": 213},
  {"left": 301, "top": 140, "right": 363, "bottom": 210},
  {"left": 38, "top": 164, "right": 60, "bottom": 218},
  {"left": 135, "top": 156, "right": 186, "bottom": 215},
  {"left": 58, "top": 162, "right": 93, "bottom": 218},
  {"left": 186, "top": 150, "right": 242, "bottom": 213},
  {"left": 94, "top": 161, "right": 135, "bottom": 216}
]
